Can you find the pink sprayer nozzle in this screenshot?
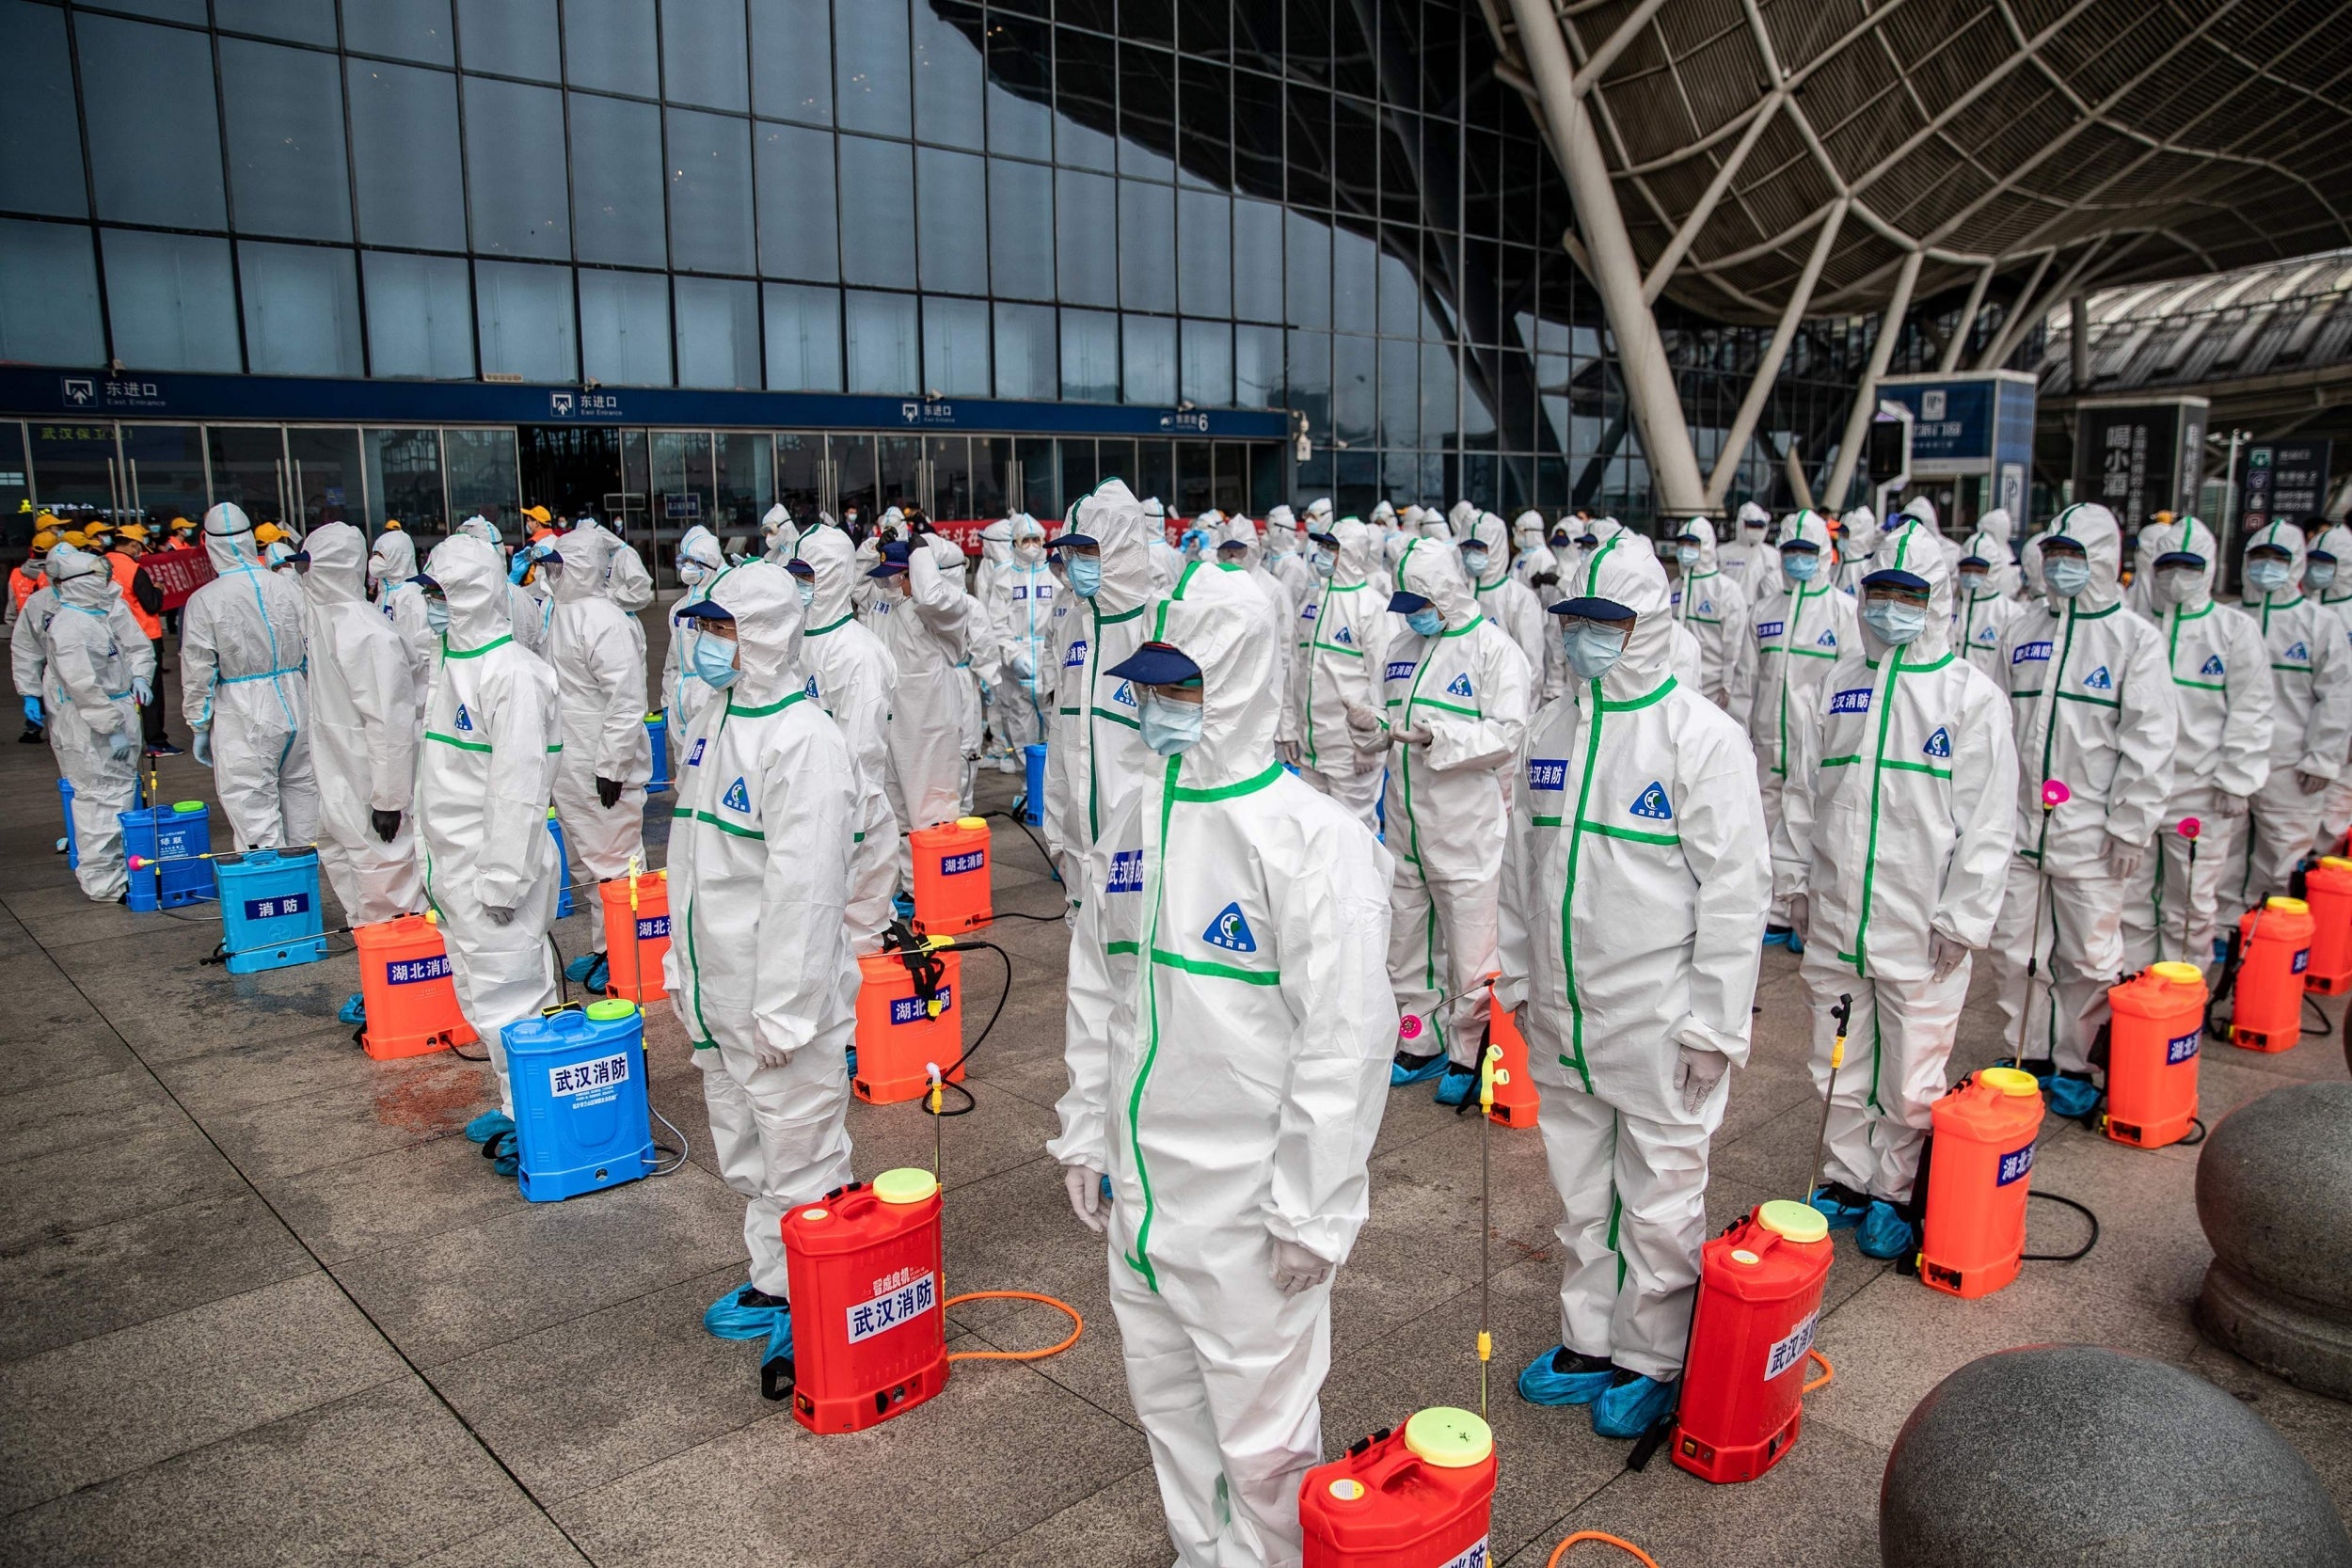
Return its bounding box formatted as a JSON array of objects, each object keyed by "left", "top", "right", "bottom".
[
  {"left": 2042, "top": 780, "right": 2072, "bottom": 809},
  {"left": 127, "top": 856, "right": 146, "bottom": 869},
  {"left": 2179, "top": 816, "right": 2202, "bottom": 840}
]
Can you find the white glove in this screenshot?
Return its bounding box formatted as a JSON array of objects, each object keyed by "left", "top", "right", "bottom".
[
  {"left": 1787, "top": 892, "right": 1809, "bottom": 942},
  {"left": 1396, "top": 723, "right": 1433, "bottom": 747},
  {"left": 2296, "top": 769, "right": 2330, "bottom": 796},
  {"left": 1277, "top": 738, "right": 1301, "bottom": 767},
  {"left": 1270, "top": 1238, "right": 1332, "bottom": 1296},
  {"left": 1062, "top": 1163, "right": 1107, "bottom": 1234},
  {"left": 1674, "top": 1044, "right": 1729, "bottom": 1114},
  {"left": 133, "top": 676, "right": 152, "bottom": 705},
  {"left": 191, "top": 728, "right": 214, "bottom": 768},
  {"left": 1351, "top": 742, "right": 1387, "bottom": 776},
  {"left": 1011, "top": 650, "right": 1035, "bottom": 681},
  {"left": 106, "top": 728, "right": 135, "bottom": 761},
  {"left": 2103, "top": 832, "right": 2145, "bottom": 880},
  {"left": 2213, "top": 792, "right": 2249, "bottom": 819},
  {"left": 483, "top": 905, "right": 516, "bottom": 927},
  {"left": 1929, "top": 930, "right": 1971, "bottom": 983},
  {"left": 1343, "top": 700, "right": 1384, "bottom": 735}
]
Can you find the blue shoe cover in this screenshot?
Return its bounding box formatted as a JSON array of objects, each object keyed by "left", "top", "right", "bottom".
[
  {"left": 1593, "top": 1374, "right": 1678, "bottom": 1438},
  {"left": 1390, "top": 1050, "right": 1447, "bottom": 1087},
  {"left": 491, "top": 1150, "right": 519, "bottom": 1178},
  {"left": 1808, "top": 1186, "right": 1867, "bottom": 1229},
  {"left": 1787, "top": 928, "right": 1804, "bottom": 956},
  {"left": 337, "top": 992, "right": 366, "bottom": 1026},
  {"left": 2045, "top": 1074, "right": 2101, "bottom": 1121},
  {"left": 1857, "top": 1200, "right": 1916, "bottom": 1260},
  {"left": 1099, "top": 1173, "right": 1113, "bottom": 1205},
  {"left": 892, "top": 892, "right": 915, "bottom": 919},
  {"left": 845, "top": 1046, "right": 858, "bottom": 1078},
  {"left": 581, "top": 954, "right": 610, "bottom": 994},
  {"left": 563, "top": 952, "right": 600, "bottom": 984},
  {"left": 1762, "top": 927, "right": 1792, "bottom": 950},
  {"left": 465, "top": 1110, "right": 515, "bottom": 1145},
  {"left": 2212, "top": 936, "right": 2230, "bottom": 966},
  {"left": 704, "top": 1284, "right": 793, "bottom": 1361},
  {"left": 1433, "top": 1064, "right": 1478, "bottom": 1107},
  {"left": 1517, "top": 1346, "right": 1619, "bottom": 1406}
]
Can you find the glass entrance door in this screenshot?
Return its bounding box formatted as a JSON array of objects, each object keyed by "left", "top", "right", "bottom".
[
  {"left": 287, "top": 426, "right": 365, "bottom": 530},
  {"left": 119, "top": 424, "right": 208, "bottom": 529},
  {"left": 29, "top": 421, "right": 126, "bottom": 529},
  {"left": 207, "top": 426, "right": 291, "bottom": 526}
]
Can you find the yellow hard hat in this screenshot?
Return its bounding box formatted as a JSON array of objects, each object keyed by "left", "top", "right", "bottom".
[
  {"left": 520, "top": 504, "right": 552, "bottom": 525},
  {"left": 30, "top": 530, "right": 58, "bottom": 551}
]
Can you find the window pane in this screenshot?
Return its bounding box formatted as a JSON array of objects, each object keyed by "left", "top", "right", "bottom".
[
  {"left": 1333, "top": 333, "right": 1374, "bottom": 443},
  {"left": 660, "top": 0, "right": 748, "bottom": 108},
  {"left": 1181, "top": 318, "right": 1230, "bottom": 406},
  {"left": 755, "top": 123, "right": 837, "bottom": 281},
  {"left": 363, "top": 250, "right": 475, "bottom": 377},
  {"left": 993, "top": 302, "right": 1055, "bottom": 400},
  {"left": 675, "top": 275, "right": 758, "bottom": 388},
  {"left": 1137, "top": 437, "right": 1172, "bottom": 503},
  {"left": 103, "top": 230, "right": 240, "bottom": 372},
  {"left": 1055, "top": 29, "right": 1115, "bottom": 171},
  {"left": 987, "top": 159, "right": 1053, "bottom": 301},
  {"left": 1055, "top": 170, "right": 1116, "bottom": 308},
  {"left": 763, "top": 281, "right": 841, "bottom": 389},
  {"left": 1177, "top": 55, "right": 1230, "bottom": 189},
  {"left": 1286, "top": 327, "right": 1328, "bottom": 432},
  {"left": 0, "top": 219, "right": 103, "bottom": 366},
  {"left": 835, "top": 0, "right": 908, "bottom": 137},
  {"left": 344, "top": 0, "right": 454, "bottom": 64},
  {"left": 79, "top": 15, "right": 226, "bottom": 230},
  {"left": 1059, "top": 437, "right": 1096, "bottom": 505},
  {"left": 1232, "top": 69, "right": 1280, "bottom": 196},
  {"left": 667, "top": 108, "right": 755, "bottom": 274},
  {"left": 1119, "top": 180, "right": 1174, "bottom": 311},
  {"left": 1379, "top": 242, "right": 1420, "bottom": 338},
  {"left": 1422, "top": 341, "right": 1457, "bottom": 446},
  {"left": 221, "top": 40, "right": 352, "bottom": 241},
  {"left": 445, "top": 428, "right": 518, "bottom": 518},
  {"left": 1, "top": 2, "right": 87, "bottom": 216},
  {"left": 844, "top": 290, "right": 917, "bottom": 393},
  {"left": 1333, "top": 222, "right": 1375, "bottom": 333},
  {"left": 1060, "top": 309, "right": 1117, "bottom": 402},
  {"left": 1118, "top": 43, "right": 1174, "bottom": 181},
  {"left": 348, "top": 59, "right": 467, "bottom": 249},
  {"left": 1233, "top": 198, "right": 1281, "bottom": 322},
  {"left": 1177, "top": 190, "right": 1229, "bottom": 316},
  {"left": 464, "top": 77, "right": 570, "bottom": 258},
  {"left": 922, "top": 294, "right": 990, "bottom": 396},
  {"left": 240, "top": 241, "right": 363, "bottom": 376},
  {"left": 1285, "top": 211, "right": 1328, "bottom": 329},
  {"left": 474, "top": 259, "right": 578, "bottom": 382},
  {"left": 751, "top": 0, "right": 830, "bottom": 122},
  {"left": 916, "top": 148, "right": 987, "bottom": 294},
  {"left": 457, "top": 0, "right": 559, "bottom": 78},
  {"left": 580, "top": 268, "right": 672, "bottom": 385},
  {"left": 1120, "top": 314, "right": 1176, "bottom": 404},
  {"left": 562, "top": 0, "right": 656, "bottom": 95},
  {"left": 913, "top": 0, "right": 982, "bottom": 150},
  {"left": 218, "top": 0, "right": 337, "bottom": 42},
  {"left": 836, "top": 136, "right": 914, "bottom": 289},
  {"left": 1379, "top": 336, "right": 1417, "bottom": 446},
  {"left": 364, "top": 428, "right": 446, "bottom": 529},
  {"left": 1234, "top": 323, "right": 1280, "bottom": 407},
  {"left": 568, "top": 94, "right": 665, "bottom": 266},
  {"left": 985, "top": 14, "right": 1051, "bottom": 160}
]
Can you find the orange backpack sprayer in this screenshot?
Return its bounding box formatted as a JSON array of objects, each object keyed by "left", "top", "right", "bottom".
[
  {"left": 910, "top": 816, "right": 993, "bottom": 935},
  {"left": 2103, "top": 962, "right": 2205, "bottom": 1148},
  {"left": 777, "top": 1168, "right": 952, "bottom": 1426},
  {"left": 351, "top": 911, "right": 479, "bottom": 1060},
  {"left": 2298, "top": 857, "right": 2352, "bottom": 994},
  {"left": 2219, "top": 895, "right": 2314, "bottom": 1053},
  {"left": 596, "top": 860, "right": 669, "bottom": 1003},
  {"left": 1483, "top": 1003, "right": 1540, "bottom": 1128},
  {"left": 1917, "top": 1068, "right": 2043, "bottom": 1297},
  {"left": 852, "top": 931, "right": 964, "bottom": 1104}
]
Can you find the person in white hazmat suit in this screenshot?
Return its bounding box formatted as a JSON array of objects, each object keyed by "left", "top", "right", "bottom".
[
  {"left": 294, "top": 522, "right": 423, "bottom": 946},
  {"left": 1366, "top": 537, "right": 1532, "bottom": 1106},
  {"left": 1745, "top": 512, "right": 1857, "bottom": 950},
  {"left": 982, "top": 515, "right": 1057, "bottom": 767},
  {"left": 933, "top": 532, "right": 993, "bottom": 813},
  {"left": 1955, "top": 539, "right": 2027, "bottom": 679},
  {"left": 369, "top": 527, "right": 435, "bottom": 698},
  {"left": 867, "top": 533, "right": 976, "bottom": 887},
  {"left": 1667, "top": 517, "right": 1753, "bottom": 713},
  {"left": 1501, "top": 541, "right": 1770, "bottom": 1439},
  {"left": 603, "top": 531, "right": 655, "bottom": 616},
  {"left": 455, "top": 515, "right": 551, "bottom": 658},
  {"left": 790, "top": 528, "right": 901, "bottom": 952},
  {"left": 1464, "top": 511, "right": 1548, "bottom": 676},
  {"left": 1282, "top": 517, "right": 1392, "bottom": 832},
  {"left": 1214, "top": 513, "right": 1295, "bottom": 700},
  {"left": 1143, "top": 498, "right": 1184, "bottom": 594},
  {"left": 1773, "top": 552, "right": 2018, "bottom": 1260},
  {"left": 1263, "top": 504, "right": 1317, "bottom": 611},
  {"left": 2307, "top": 522, "right": 2352, "bottom": 855},
  {"left": 1987, "top": 504, "right": 2177, "bottom": 1120},
  {"left": 664, "top": 564, "right": 858, "bottom": 1379},
  {"left": 182, "top": 502, "right": 320, "bottom": 853},
  {"left": 1719, "top": 500, "right": 1777, "bottom": 596},
  {"left": 545, "top": 520, "right": 651, "bottom": 984},
  {"left": 973, "top": 515, "right": 1018, "bottom": 762},
  {"left": 24, "top": 545, "right": 151, "bottom": 901},
  {"left": 1832, "top": 507, "right": 1878, "bottom": 596},
  {"left": 659, "top": 525, "right": 728, "bottom": 745},
  {"left": 1043, "top": 479, "right": 1159, "bottom": 894},
  {"left": 758, "top": 502, "right": 799, "bottom": 565},
  {"left": 1051, "top": 561, "right": 1396, "bottom": 1568},
  {"left": 2123, "top": 511, "right": 2199, "bottom": 620},
  {"left": 2218, "top": 519, "right": 2352, "bottom": 927},
  {"left": 2117, "top": 542, "right": 2272, "bottom": 971},
  {"left": 416, "top": 536, "right": 563, "bottom": 1166},
  {"left": 1509, "top": 509, "right": 1558, "bottom": 592}
]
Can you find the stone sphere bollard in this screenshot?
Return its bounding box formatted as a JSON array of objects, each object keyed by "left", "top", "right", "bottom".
[
  {"left": 2195, "top": 1080, "right": 2352, "bottom": 1401},
  {"left": 1879, "top": 1344, "right": 2352, "bottom": 1565}
]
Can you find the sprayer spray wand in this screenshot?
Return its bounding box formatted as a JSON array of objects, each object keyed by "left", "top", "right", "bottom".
[
  {"left": 1477, "top": 1036, "right": 1503, "bottom": 1421},
  {"left": 1808, "top": 995, "right": 1853, "bottom": 1202}
]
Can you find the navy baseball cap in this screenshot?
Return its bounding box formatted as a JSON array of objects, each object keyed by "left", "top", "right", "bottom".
[
  {"left": 674, "top": 599, "right": 736, "bottom": 622},
  {"left": 1549, "top": 595, "right": 1635, "bottom": 621},
  {"left": 1043, "top": 532, "right": 1098, "bottom": 550},
  {"left": 1104, "top": 641, "right": 1202, "bottom": 686},
  {"left": 1389, "top": 590, "right": 1433, "bottom": 613},
  {"left": 1861, "top": 568, "right": 1931, "bottom": 594},
  {"left": 2154, "top": 550, "right": 2206, "bottom": 570}
]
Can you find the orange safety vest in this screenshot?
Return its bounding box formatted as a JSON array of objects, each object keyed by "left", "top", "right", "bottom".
[
  {"left": 108, "top": 549, "right": 163, "bottom": 640},
  {"left": 8, "top": 566, "right": 37, "bottom": 614}
]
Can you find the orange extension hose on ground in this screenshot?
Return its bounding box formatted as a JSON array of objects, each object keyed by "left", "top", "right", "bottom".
[{"left": 943, "top": 1291, "right": 1083, "bottom": 1362}]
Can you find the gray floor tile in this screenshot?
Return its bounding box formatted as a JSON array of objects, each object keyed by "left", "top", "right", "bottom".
[
  {"left": 972, "top": 1465, "right": 1172, "bottom": 1567},
  {"left": 0, "top": 1110, "right": 246, "bottom": 1252}
]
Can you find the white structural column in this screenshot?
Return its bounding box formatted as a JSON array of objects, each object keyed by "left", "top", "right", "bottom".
[
  {"left": 1823, "top": 247, "right": 1923, "bottom": 512},
  {"left": 1505, "top": 0, "right": 1709, "bottom": 516},
  {"left": 1704, "top": 199, "right": 1847, "bottom": 508},
  {"left": 1939, "top": 261, "right": 1997, "bottom": 373}
]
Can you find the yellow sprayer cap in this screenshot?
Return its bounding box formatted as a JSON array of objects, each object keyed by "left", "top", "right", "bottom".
[
  {"left": 1731, "top": 1248, "right": 1761, "bottom": 1266},
  {"left": 1326, "top": 1478, "right": 1367, "bottom": 1502},
  {"left": 1980, "top": 1066, "right": 2040, "bottom": 1097},
  {"left": 585, "top": 999, "right": 637, "bottom": 1022},
  {"left": 872, "top": 1167, "right": 939, "bottom": 1206},
  {"left": 2266, "top": 896, "right": 2309, "bottom": 914},
  {"left": 957, "top": 816, "right": 988, "bottom": 831},
  {"left": 1403, "top": 1407, "right": 1492, "bottom": 1469},
  {"left": 547, "top": 806, "right": 558, "bottom": 819},
  {"left": 1756, "top": 1199, "right": 1829, "bottom": 1244},
  {"left": 2151, "top": 960, "right": 2203, "bottom": 988},
  {"left": 2323, "top": 856, "right": 2352, "bottom": 872},
  {"left": 423, "top": 909, "right": 438, "bottom": 927}
]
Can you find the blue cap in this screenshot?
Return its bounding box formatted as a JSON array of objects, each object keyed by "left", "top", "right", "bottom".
[
  {"left": 1960, "top": 554, "right": 1990, "bottom": 570},
  {"left": 1861, "top": 568, "right": 1931, "bottom": 593},
  {"left": 1779, "top": 537, "right": 1821, "bottom": 553},
  {"left": 1549, "top": 595, "right": 1635, "bottom": 621},
  {"left": 674, "top": 599, "right": 735, "bottom": 622},
  {"left": 1044, "top": 532, "right": 1098, "bottom": 550},
  {"left": 2153, "top": 550, "right": 2206, "bottom": 570},
  {"left": 2307, "top": 548, "right": 2337, "bottom": 564},
  {"left": 785, "top": 557, "right": 814, "bottom": 578},
  {"left": 866, "top": 539, "right": 912, "bottom": 578},
  {"left": 1389, "top": 590, "right": 1432, "bottom": 613},
  {"left": 410, "top": 573, "right": 439, "bottom": 592},
  {"left": 1104, "top": 640, "right": 1202, "bottom": 686}
]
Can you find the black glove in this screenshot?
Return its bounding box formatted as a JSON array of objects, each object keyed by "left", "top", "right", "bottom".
[
  {"left": 372, "top": 809, "right": 402, "bottom": 843},
  {"left": 596, "top": 775, "right": 623, "bottom": 809}
]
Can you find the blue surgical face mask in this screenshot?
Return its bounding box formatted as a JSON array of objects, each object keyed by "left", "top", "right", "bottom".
[
  {"left": 692, "top": 629, "right": 741, "bottom": 689},
  {"left": 1862, "top": 599, "right": 1929, "bottom": 645},
  {"left": 1068, "top": 555, "right": 1102, "bottom": 598},
  {"left": 1139, "top": 690, "right": 1203, "bottom": 756},
  {"left": 2307, "top": 562, "right": 2338, "bottom": 592},
  {"left": 2043, "top": 556, "right": 2091, "bottom": 597},
  {"left": 424, "top": 597, "right": 449, "bottom": 636},
  {"left": 679, "top": 562, "right": 709, "bottom": 589},
  {"left": 1563, "top": 621, "right": 1629, "bottom": 682},
  {"left": 1311, "top": 548, "right": 1337, "bottom": 578},
  {"left": 1675, "top": 544, "right": 1700, "bottom": 567},
  {"left": 1406, "top": 607, "right": 1444, "bottom": 638},
  {"left": 795, "top": 578, "right": 815, "bottom": 608},
  {"left": 1459, "top": 546, "right": 1489, "bottom": 578},
  {"left": 1959, "top": 570, "right": 1989, "bottom": 597},
  {"left": 1782, "top": 551, "right": 1820, "bottom": 583},
  {"left": 2246, "top": 558, "right": 2293, "bottom": 594}
]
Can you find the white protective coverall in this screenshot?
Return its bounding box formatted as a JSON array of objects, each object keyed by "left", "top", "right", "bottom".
[
  {"left": 2124, "top": 513, "right": 2204, "bottom": 620},
  {"left": 1263, "top": 505, "right": 1317, "bottom": 612},
  {"left": 1719, "top": 500, "right": 1777, "bottom": 597},
  {"left": 182, "top": 503, "right": 320, "bottom": 853},
  {"left": 2309, "top": 521, "right": 2352, "bottom": 852},
  {"left": 1773, "top": 540, "right": 2017, "bottom": 1204},
  {"left": 1497, "top": 541, "right": 1770, "bottom": 1381},
  {"left": 26, "top": 546, "right": 151, "bottom": 900},
  {"left": 795, "top": 526, "right": 901, "bottom": 951},
  {"left": 1216, "top": 513, "right": 1295, "bottom": 699},
  {"left": 369, "top": 528, "right": 435, "bottom": 699},
  {"left": 659, "top": 525, "right": 728, "bottom": 744},
  {"left": 2118, "top": 545, "right": 2272, "bottom": 969},
  {"left": 456, "top": 515, "right": 551, "bottom": 657},
  {"left": 759, "top": 502, "right": 800, "bottom": 564},
  {"left": 871, "top": 532, "right": 976, "bottom": 881},
  {"left": 1285, "top": 517, "right": 1392, "bottom": 831},
  {"left": 1467, "top": 511, "right": 1548, "bottom": 676},
  {"left": 1964, "top": 510, "right": 2025, "bottom": 597},
  {"left": 982, "top": 515, "right": 1057, "bottom": 758},
  {"left": 1744, "top": 511, "right": 1858, "bottom": 924},
  {"left": 936, "top": 533, "right": 993, "bottom": 813},
  {"left": 2222, "top": 519, "right": 2352, "bottom": 923},
  {"left": 1669, "top": 517, "right": 1753, "bottom": 713},
  {"left": 1988, "top": 504, "right": 2178, "bottom": 1076},
  {"left": 1380, "top": 538, "right": 1533, "bottom": 1067},
  {"left": 1051, "top": 560, "right": 1395, "bottom": 1568},
  {"left": 1955, "top": 519, "right": 2027, "bottom": 680},
  {"left": 1832, "top": 508, "right": 1879, "bottom": 596},
  {"left": 548, "top": 520, "right": 651, "bottom": 949},
  {"left": 1144, "top": 498, "right": 1184, "bottom": 595},
  {"left": 664, "top": 563, "right": 858, "bottom": 1297},
  {"left": 972, "top": 515, "right": 1013, "bottom": 605},
  {"left": 417, "top": 536, "right": 562, "bottom": 1117},
  {"left": 297, "top": 523, "right": 424, "bottom": 926},
  {"left": 1509, "top": 509, "right": 1559, "bottom": 593},
  {"left": 1044, "top": 479, "right": 1159, "bottom": 889},
  {"left": 605, "top": 534, "right": 654, "bottom": 616}
]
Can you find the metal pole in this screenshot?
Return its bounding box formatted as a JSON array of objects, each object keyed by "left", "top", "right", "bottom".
[
  {"left": 1939, "top": 260, "right": 1997, "bottom": 374},
  {"left": 1705, "top": 200, "right": 1847, "bottom": 508},
  {"left": 1824, "top": 248, "right": 1923, "bottom": 512}
]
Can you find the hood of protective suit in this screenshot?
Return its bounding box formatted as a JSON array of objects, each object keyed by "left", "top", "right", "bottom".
[
  {"left": 1511, "top": 510, "right": 1547, "bottom": 548},
  {"left": 979, "top": 516, "right": 1013, "bottom": 565},
  {"left": 1331, "top": 517, "right": 1377, "bottom": 582},
  {"left": 1779, "top": 508, "right": 1834, "bottom": 563},
  {"left": 1444, "top": 500, "right": 1476, "bottom": 538},
  {"left": 370, "top": 528, "right": 418, "bottom": 584},
  {"left": 1584, "top": 538, "right": 1676, "bottom": 705},
  {"left": 45, "top": 542, "right": 112, "bottom": 609},
  {"left": 676, "top": 523, "right": 724, "bottom": 581},
  {"left": 425, "top": 534, "right": 512, "bottom": 648},
  {"left": 2146, "top": 531, "right": 2217, "bottom": 611},
  {"left": 299, "top": 521, "right": 368, "bottom": 609},
  {"left": 1465, "top": 513, "right": 1512, "bottom": 590},
  {"left": 1393, "top": 536, "right": 1477, "bottom": 629},
  {"left": 2138, "top": 513, "right": 2220, "bottom": 571},
  {"left": 1677, "top": 516, "right": 1721, "bottom": 573},
  {"left": 553, "top": 518, "right": 622, "bottom": 604},
  {"left": 760, "top": 503, "right": 791, "bottom": 546},
  {"left": 1216, "top": 512, "right": 1262, "bottom": 569},
  {"left": 1305, "top": 498, "right": 1335, "bottom": 528},
  {"left": 2043, "top": 502, "right": 2124, "bottom": 611},
  {"left": 1010, "top": 513, "right": 1045, "bottom": 546},
  {"left": 456, "top": 515, "right": 502, "bottom": 552},
  {"left": 1072, "top": 477, "right": 1155, "bottom": 614},
  {"left": 702, "top": 561, "right": 803, "bottom": 707},
  {"left": 1153, "top": 561, "right": 1280, "bottom": 790},
  {"left": 203, "top": 502, "right": 262, "bottom": 571},
  {"left": 1961, "top": 512, "right": 2015, "bottom": 598},
  {"left": 1736, "top": 500, "right": 1771, "bottom": 532},
  {"left": 1900, "top": 497, "right": 1939, "bottom": 530},
  {"left": 796, "top": 524, "right": 859, "bottom": 626},
  {"left": 1837, "top": 506, "right": 1879, "bottom": 561},
  {"left": 927, "top": 533, "right": 967, "bottom": 574},
  {"left": 1863, "top": 520, "right": 1954, "bottom": 660},
  {"left": 2243, "top": 516, "right": 2309, "bottom": 608},
  {"left": 1265, "top": 504, "right": 1300, "bottom": 545},
  {"left": 1367, "top": 499, "right": 1393, "bottom": 527},
  {"left": 2311, "top": 522, "right": 2352, "bottom": 587}
]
